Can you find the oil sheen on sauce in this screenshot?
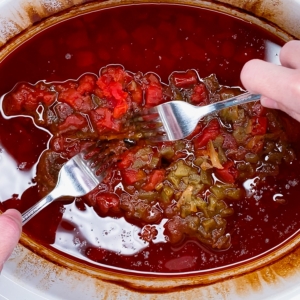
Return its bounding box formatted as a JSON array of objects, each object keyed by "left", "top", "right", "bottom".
[{"left": 1, "top": 4, "right": 300, "bottom": 273}]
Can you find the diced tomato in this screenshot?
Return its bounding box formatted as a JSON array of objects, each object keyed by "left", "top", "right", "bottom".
[
  {"left": 42, "top": 92, "right": 56, "bottom": 106},
  {"left": 101, "top": 65, "right": 132, "bottom": 86},
  {"left": 186, "top": 124, "right": 203, "bottom": 140},
  {"left": 172, "top": 151, "right": 188, "bottom": 161},
  {"left": 54, "top": 103, "right": 73, "bottom": 120},
  {"left": 121, "top": 169, "right": 146, "bottom": 185},
  {"left": 215, "top": 161, "right": 238, "bottom": 184},
  {"left": 140, "top": 225, "right": 158, "bottom": 242},
  {"left": 164, "top": 216, "right": 184, "bottom": 244},
  {"left": 142, "top": 169, "right": 165, "bottom": 191},
  {"left": 250, "top": 117, "right": 267, "bottom": 135},
  {"left": 127, "top": 80, "right": 143, "bottom": 105},
  {"left": 90, "top": 107, "right": 121, "bottom": 132},
  {"left": 250, "top": 102, "right": 267, "bottom": 117},
  {"left": 145, "top": 83, "right": 163, "bottom": 107},
  {"left": 118, "top": 151, "right": 135, "bottom": 169},
  {"left": 222, "top": 131, "right": 238, "bottom": 150},
  {"left": 59, "top": 88, "right": 93, "bottom": 112},
  {"left": 170, "top": 70, "right": 198, "bottom": 88},
  {"left": 58, "top": 113, "right": 88, "bottom": 133},
  {"left": 6, "top": 84, "right": 56, "bottom": 114},
  {"left": 7, "top": 85, "right": 33, "bottom": 113},
  {"left": 24, "top": 93, "right": 42, "bottom": 111},
  {"left": 95, "top": 192, "right": 120, "bottom": 214},
  {"left": 77, "top": 74, "right": 97, "bottom": 94},
  {"left": 97, "top": 77, "right": 128, "bottom": 102},
  {"left": 190, "top": 83, "right": 209, "bottom": 105},
  {"left": 193, "top": 119, "right": 220, "bottom": 149},
  {"left": 113, "top": 99, "right": 128, "bottom": 119},
  {"left": 26, "top": 92, "right": 55, "bottom": 111},
  {"left": 109, "top": 83, "right": 128, "bottom": 103},
  {"left": 51, "top": 136, "right": 64, "bottom": 152},
  {"left": 96, "top": 71, "right": 129, "bottom": 119},
  {"left": 246, "top": 135, "right": 264, "bottom": 153}
]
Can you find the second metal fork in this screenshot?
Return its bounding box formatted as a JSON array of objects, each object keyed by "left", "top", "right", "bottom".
[
  {"left": 21, "top": 141, "right": 126, "bottom": 225},
  {"left": 138, "top": 92, "right": 261, "bottom": 141}
]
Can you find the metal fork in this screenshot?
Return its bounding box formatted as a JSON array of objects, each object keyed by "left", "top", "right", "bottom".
[
  {"left": 22, "top": 150, "right": 104, "bottom": 225},
  {"left": 138, "top": 92, "right": 261, "bottom": 141}
]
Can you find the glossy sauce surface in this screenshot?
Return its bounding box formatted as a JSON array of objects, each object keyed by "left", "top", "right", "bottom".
[{"left": 1, "top": 4, "right": 300, "bottom": 273}]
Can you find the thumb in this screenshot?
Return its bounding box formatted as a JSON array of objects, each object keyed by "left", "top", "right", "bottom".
[
  {"left": 241, "top": 59, "right": 300, "bottom": 122},
  {"left": 0, "top": 209, "right": 22, "bottom": 271}
]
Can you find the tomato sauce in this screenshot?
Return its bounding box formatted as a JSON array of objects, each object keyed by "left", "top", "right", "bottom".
[{"left": 1, "top": 4, "right": 300, "bottom": 274}]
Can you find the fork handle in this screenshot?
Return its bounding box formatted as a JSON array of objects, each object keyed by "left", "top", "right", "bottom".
[
  {"left": 22, "top": 190, "right": 60, "bottom": 225},
  {"left": 204, "top": 92, "right": 261, "bottom": 114}
]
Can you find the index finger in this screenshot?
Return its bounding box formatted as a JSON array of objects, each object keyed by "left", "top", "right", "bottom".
[
  {"left": 280, "top": 40, "right": 300, "bottom": 69},
  {"left": 241, "top": 59, "right": 300, "bottom": 111}
]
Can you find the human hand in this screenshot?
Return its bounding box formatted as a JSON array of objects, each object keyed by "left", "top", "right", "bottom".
[
  {"left": 0, "top": 209, "right": 22, "bottom": 272},
  {"left": 241, "top": 40, "right": 300, "bottom": 122}
]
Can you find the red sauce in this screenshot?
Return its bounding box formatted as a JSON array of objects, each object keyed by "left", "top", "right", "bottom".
[{"left": 1, "top": 4, "right": 300, "bottom": 274}]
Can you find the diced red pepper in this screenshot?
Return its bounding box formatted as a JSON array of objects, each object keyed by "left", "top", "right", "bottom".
[
  {"left": 193, "top": 119, "right": 220, "bottom": 149},
  {"left": 142, "top": 169, "right": 165, "bottom": 191},
  {"left": 170, "top": 70, "right": 198, "bottom": 88},
  {"left": 121, "top": 169, "right": 146, "bottom": 185},
  {"left": 215, "top": 161, "right": 238, "bottom": 184},
  {"left": 190, "top": 83, "right": 209, "bottom": 105},
  {"left": 95, "top": 192, "right": 120, "bottom": 214},
  {"left": 250, "top": 117, "right": 267, "bottom": 135}
]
